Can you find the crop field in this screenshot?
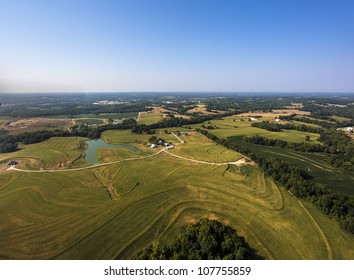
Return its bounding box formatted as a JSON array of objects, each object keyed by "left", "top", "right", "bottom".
[
  {"left": 190, "top": 116, "right": 354, "bottom": 195},
  {"left": 138, "top": 112, "right": 164, "bottom": 125},
  {"left": 103, "top": 129, "right": 178, "bottom": 146},
  {"left": 330, "top": 115, "right": 352, "bottom": 122},
  {"left": 237, "top": 109, "right": 310, "bottom": 118},
  {"left": 75, "top": 119, "right": 104, "bottom": 125},
  {"left": 194, "top": 116, "right": 321, "bottom": 143},
  {"left": 0, "top": 137, "right": 87, "bottom": 170},
  {"left": 1, "top": 118, "right": 72, "bottom": 135},
  {"left": 228, "top": 136, "right": 354, "bottom": 195},
  {"left": 169, "top": 132, "right": 243, "bottom": 163},
  {"left": 186, "top": 104, "right": 215, "bottom": 115},
  {"left": 41, "top": 112, "right": 139, "bottom": 120},
  {"left": 0, "top": 129, "right": 353, "bottom": 260},
  {"left": 294, "top": 115, "right": 335, "bottom": 124}
]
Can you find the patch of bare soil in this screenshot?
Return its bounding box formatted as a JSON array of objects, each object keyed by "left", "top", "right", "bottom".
[
  {"left": 233, "top": 157, "right": 256, "bottom": 166},
  {"left": 184, "top": 215, "right": 197, "bottom": 224},
  {"left": 186, "top": 104, "right": 216, "bottom": 115},
  {"left": 4, "top": 118, "right": 71, "bottom": 134},
  {"left": 150, "top": 107, "right": 190, "bottom": 119}
]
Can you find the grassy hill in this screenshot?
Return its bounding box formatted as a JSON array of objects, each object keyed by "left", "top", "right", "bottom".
[{"left": 0, "top": 129, "right": 353, "bottom": 259}]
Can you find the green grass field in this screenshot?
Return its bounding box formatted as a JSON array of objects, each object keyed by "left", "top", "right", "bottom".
[
  {"left": 103, "top": 129, "right": 178, "bottom": 146},
  {"left": 0, "top": 129, "right": 353, "bottom": 259},
  {"left": 193, "top": 116, "right": 322, "bottom": 143},
  {"left": 76, "top": 119, "right": 104, "bottom": 125},
  {"left": 0, "top": 137, "right": 87, "bottom": 170},
  {"left": 138, "top": 112, "right": 164, "bottom": 125},
  {"left": 330, "top": 115, "right": 352, "bottom": 122},
  {"left": 169, "top": 132, "right": 243, "bottom": 163},
  {"left": 192, "top": 115, "right": 353, "bottom": 195},
  {"left": 227, "top": 136, "right": 354, "bottom": 195}
]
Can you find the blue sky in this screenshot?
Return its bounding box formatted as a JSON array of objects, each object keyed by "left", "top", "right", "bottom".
[{"left": 0, "top": 0, "right": 353, "bottom": 93}]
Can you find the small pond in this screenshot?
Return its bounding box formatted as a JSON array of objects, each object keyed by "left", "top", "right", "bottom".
[{"left": 85, "top": 139, "right": 140, "bottom": 164}]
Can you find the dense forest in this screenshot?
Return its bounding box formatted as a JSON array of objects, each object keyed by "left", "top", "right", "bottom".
[
  {"left": 134, "top": 219, "right": 259, "bottom": 260},
  {"left": 303, "top": 102, "right": 354, "bottom": 119},
  {"left": 196, "top": 128, "right": 354, "bottom": 234},
  {"left": 0, "top": 129, "right": 18, "bottom": 153}
]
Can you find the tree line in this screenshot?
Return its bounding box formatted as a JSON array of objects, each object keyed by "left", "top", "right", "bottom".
[
  {"left": 134, "top": 218, "right": 260, "bottom": 260},
  {"left": 251, "top": 120, "right": 324, "bottom": 134},
  {"left": 250, "top": 120, "right": 353, "bottom": 171},
  {"left": 0, "top": 103, "right": 151, "bottom": 118},
  {"left": 196, "top": 128, "right": 354, "bottom": 234},
  {"left": 242, "top": 135, "right": 325, "bottom": 153},
  {"left": 303, "top": 101, "right": 354, "bottom": 120},
  {"left": 318, "top": 129, "right": 354, "bottom": 170},
  {"left": 279, "top": 114, "right": 335, "bottom": 129},
  {"left": 0, "top": 129, "right": 18, "bottom": 153}
]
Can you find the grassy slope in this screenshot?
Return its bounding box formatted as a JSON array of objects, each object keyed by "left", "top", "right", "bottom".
[
  {"left": 0, "top": 137, "right": 87, "bottom": 170},
  {"left": 201, "top": 116, "right": 321, "bottom": 143},
  {"left": 0, "top": 129, "right": 353, "bottom": 259},
  {"left": 76, "top": 119, "right": 104, "bottom": 125},
  {"left": 168, "top": 131, "right": 243, "bottom": 163},
  {"left": 138, "top": 112, "right": 164, "bottom": 125},
  {"left": 194, "top": 116, "right": 354, "bottom": 195}
]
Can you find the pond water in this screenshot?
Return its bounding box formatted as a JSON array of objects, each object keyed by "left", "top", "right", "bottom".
[{"left": 85, "top": 139, "right": 140, "bottom": 164}]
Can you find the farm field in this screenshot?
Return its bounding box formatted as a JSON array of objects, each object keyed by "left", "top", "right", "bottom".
[
  {"left": 226, "top": 136, "right": 354, "bottom": 195},
  {"left": 186, "top": 104, "right": 215, "bottom": 114},
  {"left": 75, "top": 119, "right": 104, "bottom": 126},
  {"left": 0, "top": 137, "right": 87, "bottom": 170},
  {"left": 103, "top": 129, "right": 178, "bottom": 146},
  {"left": 0, "top": 118, "right": 72, "bottom": 135},
  {"left": 0, "top": 129, "right": 353, "bottom": 259},
  {"left": 138, "top": 112, "right": 164, "bottom": 125},
  {"left": 237, "top": 109, "right": 310, "bottom": 118},
  {"left": 151, "top": 106, "right": 191, "bottom": 119},
  {"left": 168, "top": 131, "right": 243, "bottom": 163},
  {"left": 194, "top": 115, "right": 322, "bottom": 143},
  {"left": 190, "top": 115, "right": 353, "bottom": 195},
  {"left": 41, "top": 112, "right": 139, "bottom": 119}
]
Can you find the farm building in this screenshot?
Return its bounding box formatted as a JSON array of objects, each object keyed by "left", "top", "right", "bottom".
[
  {"left": 7, "top": 160, "right": 18, "bottom": 167},
  {"left": 250, "top": 117, "right": 258, "bottom": 121}
]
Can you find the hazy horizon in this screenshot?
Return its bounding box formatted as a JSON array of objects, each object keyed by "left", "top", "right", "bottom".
[{"left": 1, "top": 0, "right": 354, "bottom": 93}]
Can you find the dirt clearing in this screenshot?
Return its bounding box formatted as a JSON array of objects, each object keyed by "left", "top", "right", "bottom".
[{"left": 3, "top": 118, "right": 71, "bottom": 134}]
